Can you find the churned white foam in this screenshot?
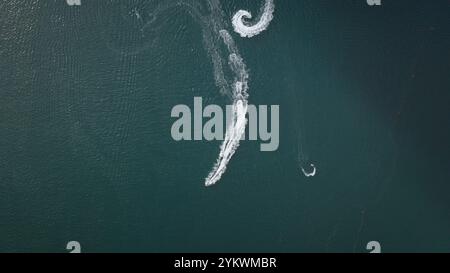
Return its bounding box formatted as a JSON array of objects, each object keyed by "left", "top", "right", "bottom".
[
  {"left": 205, "top": 30, "right": 250, "bottom": 186},
  {"left": 205, "top": 99, "right": 248, "bottom": 186},
  {"left": 232, "top": 0, "right": 275, "bottom": 38}
]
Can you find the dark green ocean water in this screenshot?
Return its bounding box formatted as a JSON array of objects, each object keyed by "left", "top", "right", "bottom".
[{"left": 1, "top": 0, "right": 449, "bottom": 252}]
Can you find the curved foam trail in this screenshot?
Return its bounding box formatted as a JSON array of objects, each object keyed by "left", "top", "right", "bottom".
[
  {"left": 205, "top": 99, "right": 248, "bottom": 186},
  {"left": 144, "top": 0, "right": 253, "bottom": 186},
  {"left": 301, "top": 164, "right": 317, "bottom": 177},
  {"left": 232, "top": 0, "right": 275, "bottom": 38},
  {"left": 205, "top": 30, "right": 249, "bottom": 187}
]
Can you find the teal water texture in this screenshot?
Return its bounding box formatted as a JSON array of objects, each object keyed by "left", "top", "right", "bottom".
[{"left": 1, "top": 0, "right": 450, "bottom": 252}]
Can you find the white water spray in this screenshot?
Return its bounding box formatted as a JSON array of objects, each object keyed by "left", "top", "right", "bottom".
[{"left": 232, "top": 0, "right": 275, "bottom": 38}]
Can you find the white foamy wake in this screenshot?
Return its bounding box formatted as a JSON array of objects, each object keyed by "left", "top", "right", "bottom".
[
  {"left": 232, "top": 0, "right": 275, "bottom": 38},
  {"left": 204, "top": 30, "right": 249, "bottom": 187},
  {"left": 301, "top": 164, "right": 317, "bottom": 178},
  {"left": 144, "top": 0, "right": 257, "bottom": 186}
]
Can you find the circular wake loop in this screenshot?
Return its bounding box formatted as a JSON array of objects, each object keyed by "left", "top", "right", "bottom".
[{"left": 232, "top": 0, "right": 275, "bottom": 38}]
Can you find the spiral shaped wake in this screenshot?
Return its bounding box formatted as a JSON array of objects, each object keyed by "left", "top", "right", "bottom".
[{"left": 232, "top": 0, "right": 275, "bottom": 38}]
